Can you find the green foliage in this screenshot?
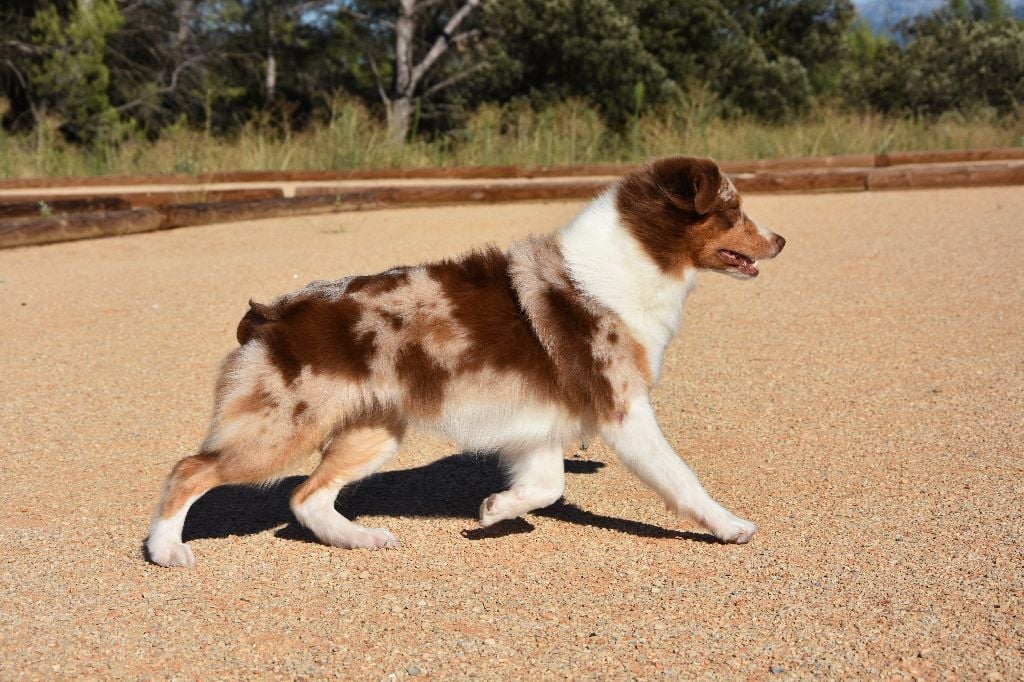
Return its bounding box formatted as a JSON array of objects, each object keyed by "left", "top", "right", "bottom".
[
  {"left": 847, "top": 12, "right": 1024, "bottom": 115},
  {"left": 724, "top": 0, "right": 856, "bottom": 94},
  {"left": 1, "top": 0, "right": 1022, "bottom": 157},
  {"left": 478, "top": 0, "right": 670, "bottom": 127},
  {"left": 29, "top": 0, "right": 125, "bottom": 143}
]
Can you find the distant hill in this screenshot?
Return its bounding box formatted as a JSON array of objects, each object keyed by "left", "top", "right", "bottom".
[{"left": 854, "top": 0, "right": 1024, "bottom": 34}]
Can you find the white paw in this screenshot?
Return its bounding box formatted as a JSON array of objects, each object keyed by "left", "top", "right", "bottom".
[
  {"left": 147, "top": 539, "right": 196, "bottom": 567},
  {"left": 479, "top": 493, "right": 513, "bottom": 527},
  {"left": 344, "top": 527, "right": 399, "bottom": 550},
  {"left": 709, "top": 515, "right": 757, "bottom": 544}
]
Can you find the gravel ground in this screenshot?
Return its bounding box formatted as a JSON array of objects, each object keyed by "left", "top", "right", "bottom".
[{"left": 1, "top": 188, "right": 1021, "bottom": 679}]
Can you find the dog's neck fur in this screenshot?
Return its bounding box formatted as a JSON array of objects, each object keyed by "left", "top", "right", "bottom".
[{"left": 558, "top": 187, "right": 696, "bottom": 383}]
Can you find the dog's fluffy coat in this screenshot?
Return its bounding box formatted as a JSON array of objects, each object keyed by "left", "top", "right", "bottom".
[{"left": 147, "top": 156, "right": 785, "bottom": 567}]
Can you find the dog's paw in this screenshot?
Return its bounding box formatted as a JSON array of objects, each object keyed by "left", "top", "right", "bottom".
[
  {"left": 479, "top": 493, "right": 514, "bottom": 527},
  {"left": 147, "top": 539, "right": 196, "bottom": 567},
  {"left": 345, "top": 527, "right": 399, "bottom": 550},
  {"left": 709, "top": 515, "right": 757, "bottom": 544}
]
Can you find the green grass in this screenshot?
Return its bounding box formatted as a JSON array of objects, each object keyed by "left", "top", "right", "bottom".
[{"left": 1, "top": 97, "right": 1022, "bottom": 179}]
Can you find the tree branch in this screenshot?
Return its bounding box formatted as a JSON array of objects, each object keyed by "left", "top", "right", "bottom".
[
  {"left": 114, "top": 56, "right": 202, "bottom": 112},
  {"left": 407, "top": 0, "right": 481, "bottom": 93},
  {"left": 366, "top": 49, "right": 390, "bottom": 105},
  {"left": 420, "top": 61, "right": 486, "bottom": 99},
  {"left": 3, "top": 40, "right": 37, "bottom": 56},
  {"left": 336, "top": 5, "right": 395, "bottom": 29},
  {"left": 412, "top": 0, "right": 446, "bottom": 14}
]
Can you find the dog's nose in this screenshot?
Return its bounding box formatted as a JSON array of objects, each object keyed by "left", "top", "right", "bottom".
[{"left": 774, "top": 234, "right": 786, "bottom": 253}]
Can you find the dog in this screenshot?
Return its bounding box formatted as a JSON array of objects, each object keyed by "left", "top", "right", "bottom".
[{"left": 146, "top": 156, "right": 785, "bottom": 567}]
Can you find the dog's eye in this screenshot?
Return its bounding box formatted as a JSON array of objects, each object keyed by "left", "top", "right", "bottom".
[{"left": 723, "top": 209, "right": 742, "bottom": 226}]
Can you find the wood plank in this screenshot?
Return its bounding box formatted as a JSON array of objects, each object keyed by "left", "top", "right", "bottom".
[
  {"left": 123, "top": 187, "right": 284, "bottom": 207},
  {"left": 0, "top": 187, "right": 284, "bottom": 208},
  {"left": 0, "top": 209, "right": 162, "bottom": 249},
  {"left": 0, "top": 173, "right": 191, "bottom": 190},
  {"left": 0, "top": 197, "right": 132, "bottom": 219},
  {"left": 875, "top": 148, "right": 1024, "bottom": 167},
  {"left": 161, "top": 181, "right": 610, "bottom": 229},
  {"left": 722, "top": 154, "right": 877, "bottom": 174},
  {"left": 866, "top": 162, "right": 1024, "bottom": 189},
  {"left": 158, "top": 195, "right": 354, "bottom": 229},
  {"left": 294, "top": 180, "right": 608, "bottom": 204},
  {"left": 195, "top": 166, "right": 525, "bottom": 183},
  {"left": 731, "top": 169, "right": 868, "bottom": 192}
]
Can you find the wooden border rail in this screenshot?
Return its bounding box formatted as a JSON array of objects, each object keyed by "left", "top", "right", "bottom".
[{"left": 3, "top": 152, "right": 1024, "bottom": 249}]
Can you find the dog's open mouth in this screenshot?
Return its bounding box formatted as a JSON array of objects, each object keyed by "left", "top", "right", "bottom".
[{"left": 718, "top": 249, "right": 759, "bottom": 277}]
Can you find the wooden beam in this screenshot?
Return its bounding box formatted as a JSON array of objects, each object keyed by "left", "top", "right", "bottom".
[
  {"left": 0, "top": 197, "right": 131, "bottom": 219},
  {"left": 0, "top": 188, "right": 284, "bottom": 208},
  {"left": 161, "top": 181, "right": 609, "bottom": 230},
  {"left": 158, "top": 195, "right": 349, "bottom": 229},
  {"left": 732, "top": 169, "right": 868, "bottom": 193},
  {"left": 293, "top": 180, "right": 607, "bottom": 204},
  {"left": 875, "top": 148, "right": 1024, "bottom": 167},
  {"left": 0, "top": 209, "right": 162, "bottom": 249},
  {"left": 6, "top": 160, "right": 1024, "bottom": 249},
  {"left": 866, "top": 162, "right": 1024, "bottom": 190},
  {"left": 721, "top": 154, "right": 876, "bottom": 174},
  {"left": 0, "top": 172, "right": 192, "bottom": 190}
]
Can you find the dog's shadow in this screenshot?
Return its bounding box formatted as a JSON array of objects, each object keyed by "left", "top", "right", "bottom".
[{"left": 182, "top": 453, "right": 717, "bottom": 545}]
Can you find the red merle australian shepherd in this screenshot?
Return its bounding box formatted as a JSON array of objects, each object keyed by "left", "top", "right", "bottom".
[{"left": 146, "top": 156, "right": 786, "bottom": 567}]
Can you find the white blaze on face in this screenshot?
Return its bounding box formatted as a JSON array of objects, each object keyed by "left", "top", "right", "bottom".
[{"left": 751, "top": 216, "right": 775, "bottom": 241}]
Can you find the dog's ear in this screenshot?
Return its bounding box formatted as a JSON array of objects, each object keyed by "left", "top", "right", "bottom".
[{"left": 651, "top": 157, "right": 722, "bottom": 216}]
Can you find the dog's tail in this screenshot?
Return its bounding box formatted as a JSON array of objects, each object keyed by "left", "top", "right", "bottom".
[{"left": 236, "top": 300, "right": 278, "bottom": 345}]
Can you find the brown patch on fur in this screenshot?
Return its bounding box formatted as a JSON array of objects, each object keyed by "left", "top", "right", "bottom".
[
  {"left": 156, "top": 451, "right": 222, "bottom": 519},
  {"left": 541, "top": 286, "right": 615, "bottom": 417},
  {"left": 292, "top": 401, "right": 309, "bottom": 422},
  {"left": 394, "top": 342, "right": 450, "bottom": 417},
  {"left": 345, "top": 269, "right": 410, "bottom": 296},
  {"left": 237, "top": 301, "right": 277, "bottom": 345},
  {"left": 223, "top": 382, "right": 278, "bottom": 421},
  {"left": 426, "top": 250, "right": 561, "bottom": 398},
  {"left": 508, "top": 236, "right": 644, "bottom": 422},
  {"left": 290, "top": 413, "right": 406, "bottom": 506},
  {"left": 630, "top": 339, "right": 652, "bottom": 385},
  {"left": 239, "top": 295, "right": 377, "bottom": 384}
]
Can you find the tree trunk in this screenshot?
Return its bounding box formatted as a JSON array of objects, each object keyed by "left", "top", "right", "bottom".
[
  {"left": 386, "top": 96, "right": 414, "bottom": 145},
  {"left": 265, "top": 6, "right": 277, "bottom": 105},
  {"left": 378, "top": 0, "right": 480, "bottom": 145},
  {"left": 266, "top": 46, "right": 277, "bottom": 104},
  {"left": 175, "top": 0, "right": 193, "bottom": 49}
]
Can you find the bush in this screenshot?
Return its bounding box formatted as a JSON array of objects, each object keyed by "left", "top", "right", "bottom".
[{"left": 847, "top": 15, "right": 1024, "bottom": 115}]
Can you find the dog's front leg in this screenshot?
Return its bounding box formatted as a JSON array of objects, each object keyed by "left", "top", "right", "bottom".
[
  {"left": 601, "top": 397, "right": 756, "bottom": 543},
  {"left": 479, "top": 444, "right": 565, "bottom": 526}
]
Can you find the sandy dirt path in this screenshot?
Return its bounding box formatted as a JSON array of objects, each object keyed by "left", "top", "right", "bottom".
[{"left": 1, "top": 188, "right": 1021, "bottom": 678}]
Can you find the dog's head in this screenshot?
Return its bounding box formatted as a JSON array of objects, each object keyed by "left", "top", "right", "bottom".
[{"left": 617, "top": 156, "right": 785, "bottom": 279}]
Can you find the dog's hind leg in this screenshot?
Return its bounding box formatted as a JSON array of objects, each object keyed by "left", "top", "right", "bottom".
[
  {"left": 147, "top": 362, "right": 327, "bottom": 567},
  {"left": 146, "top": 422, "right": 323, "bottom": 567},
  {"left": 146, "top": 451, "right": 223, "bottom": 567},
  {"left": 479, "top": 444, "right": 566, "bottom": 526},
  {"left": 289, "top": 418, "right": 404, "bottom": 550}
]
